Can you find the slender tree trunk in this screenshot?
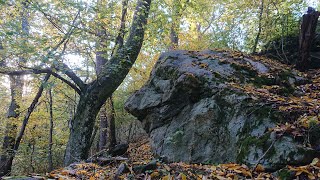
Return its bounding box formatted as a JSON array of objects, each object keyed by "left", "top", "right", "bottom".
[
  {"left": 98, "top": 105, "right": 108, "bottom": 151},
  {"left": 252, "top": 0, "right": 264, "bottom": 53},
  {"left": 168, "top": 0, "right": 189, "bottom": 50},
  {"left": 96, "top": 22, "right": 108, "bottom": 152},
  {"left": 48, "top": 88, "right": 53, "bottom": 172},
  {"left": 29, "top": 142, "right": 35, "bottom": 173},
  {"left": 169, "top": 0, "right": 180, "bottom": 50},
  {"left": 64, "top": 0, "right": 151, "bottom": 166},
  {"left": 169, "top": 22, "right": 179, "bottom": 50},
  {"left": 14, "top": 74, "right": 51, "bottom": 153},
  {"left": 0, "top": 75, "right": 23, "bottom": 177},
  {"left": 106, "top": 97, "right": 116, "bottom": 149},
  {"left": 89, "top": 125, "right": 98, "bottom": 150}
]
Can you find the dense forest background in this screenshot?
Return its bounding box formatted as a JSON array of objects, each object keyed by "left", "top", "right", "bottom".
[{"left": 0, "top": 0, "right": 319, "bottom": 175}]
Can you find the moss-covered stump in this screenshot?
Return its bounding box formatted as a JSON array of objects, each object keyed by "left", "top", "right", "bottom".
[{"left": 125, "top": 50, "right": 319, "bottom": 171}]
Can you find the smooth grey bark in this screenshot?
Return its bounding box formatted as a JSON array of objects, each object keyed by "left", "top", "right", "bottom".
[{"left": 64, "top": 0, "right": 151, "bottom": 166}]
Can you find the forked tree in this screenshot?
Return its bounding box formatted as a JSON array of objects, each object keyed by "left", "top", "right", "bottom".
[{"left": 0, "top": 0, "right": 152, "bottom": 166}]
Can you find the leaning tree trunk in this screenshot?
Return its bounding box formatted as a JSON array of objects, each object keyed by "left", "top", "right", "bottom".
[
  {"left": 96, "top": 0, "right": 127, "bottom": 152},
  {"left": 297, "top": 8, "right": 320, "bottom": 71},
  {"left": 64, "top": 0, "right": 151, "bottom": 166},
  {"left": 0, "top": 75, "right": 23, "bottom": 177}
]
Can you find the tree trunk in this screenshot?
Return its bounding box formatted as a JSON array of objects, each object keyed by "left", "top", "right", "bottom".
[
  {"left": 297, "top": 8, "right": 320, "bottom": 71},
  {"left": 98, "top": 105, "right": 108, "bottom": 151},
  {"left": 64, "top": 0, "right": 151, "bottom": 166},
  {"left": 252, "top": 0, "right": 264, "bottom": 53},
  {"left": 98, "top": 0, "right": 127, "bottom": 152},
  {"left": 96, "top": 19, "right": 108, "bottom": 152},
  {"left": 169, "top": 0, "right": 181, "bottom": 50},
  {"left": 106, "top": 97, "right": 116, "bottom": 149},
  {"left": 0, "top": 1, "right": 29, "bottom": 175},
  {"left": 169, "top": 22, "right": 179, "bottom": 50},
  {"left": 0, "top": 75, "right": 23, "bottom": 177},
  {"left": 64, "top": 92, "right": 104, "bottom": 164},
  {"left": 98, "top": 96, "right": 116, "bottom": 151},
  {"left": 13, "top": 74, "right": 51, "bottom": 152},
  {"left": 48, "top": 88, "right": 54, "bottom": 172}
]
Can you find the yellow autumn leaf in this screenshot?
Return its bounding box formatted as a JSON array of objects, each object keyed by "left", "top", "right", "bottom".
[
  {"left": 255, "top": 164, "right": 265, "bottom": 172},
  {"left": 76, "top": 170, "right": 88, "bottom": 175},
  {"left": 162, "top": 174, "right": 172, "bottom": 180},
  {"left": 241, "top": 170, "right": 252, "bottom": 177},
  {"left": 60, "top": 171, "right": 69, "bottom": 175},
  {"left": 164, "top": 164, "right": 171, "bottom": 171},
  {"left": 151, "top": 171, "right": 160, "bottom": 178},
  {"left": 308, "top": 174, "right": 316, "bottom": 180},
  {"left": 179, "top": 173, "right": 187, "bottom": 180},
  {"left": 311, "top": 158, "right": 319, "bottom": 166}
]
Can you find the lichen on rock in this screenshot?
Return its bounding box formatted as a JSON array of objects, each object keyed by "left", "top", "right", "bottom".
[{"left": 125, "top": 50, "right": 319, "bottom": 171}]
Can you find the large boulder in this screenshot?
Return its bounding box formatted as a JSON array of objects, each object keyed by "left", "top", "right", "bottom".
[{"left": 125, "top": 50, "right": 319, "bottom": 170}]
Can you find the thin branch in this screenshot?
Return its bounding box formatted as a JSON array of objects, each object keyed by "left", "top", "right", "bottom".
[
  {"left": 33, "top": 1, "right": 65, "bottom": 34},
  {"left": 0, "top": 68, "right": 81, "bottom": 94},
  {"left": 53, "top": 62, "right": 85, "bottom": 91},
  {"left": 253, "top": 139, "right": 277, "bottom": 170},
  {"left": 50, "top": 10, "right": 86, "bottom": 91},
  {"left": 3, "top": 4, "right": 85, "bottom": 92},
  {"left": 111, "top": 0, "right": 129, "bottom": 57},
  {"left": 13, "top": 73, "right": 51, "bottom": 152}
]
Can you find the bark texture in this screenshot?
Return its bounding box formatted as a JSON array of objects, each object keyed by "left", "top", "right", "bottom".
[
  {"left": 64, "top": 0, "right": 151, "bottom": 166},
  {"left": 106, "top": 97, "right": 116, "bottom": 149},
  {"left": 98, "top": 104, "right": 108, "bottom": 151}
]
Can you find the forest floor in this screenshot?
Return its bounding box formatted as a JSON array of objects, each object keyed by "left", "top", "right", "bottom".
[{"left": 42, "top": 136, "right": 319, "bottom": 179}]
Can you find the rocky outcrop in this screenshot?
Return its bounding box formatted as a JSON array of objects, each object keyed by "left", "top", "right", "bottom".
[{"left": 125, "top": 50, "right": 319, "bottom": 170}]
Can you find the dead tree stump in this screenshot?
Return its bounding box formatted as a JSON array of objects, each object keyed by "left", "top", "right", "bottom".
[{"left": 297, "top": 7, "right": 319, "bottom": 71}]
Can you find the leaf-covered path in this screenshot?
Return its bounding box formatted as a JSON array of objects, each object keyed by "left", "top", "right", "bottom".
[{"left": 40, "top": 137, "right": 320, "bottom": 179}]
